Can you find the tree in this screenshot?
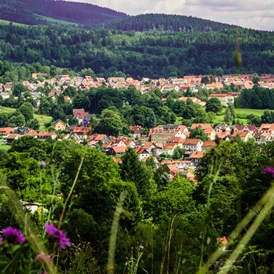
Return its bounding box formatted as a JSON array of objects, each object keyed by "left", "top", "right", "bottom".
[
  {"left": 12, "top": 83, "right": 27, "bottom": 97},
  {"left": 172, "top": 146, "right": 185, "bottom": 159},
  {"left": 19, "top": 102, "right": 34, "bottom": 121},
  {"left": 252, "top": 73, "right": 260, "bottom": 85},
  {"left": 96, "top": 109, "right": 124, "bottom": 137},
  {"left": 205, "top": 98, "right": 222, "bottom": 113},
  {"left": 224, "top": 106, "right": 233, "bottom": 124},
  {"left": 120, "top": 147, "right": 151, "bottom": 197},
  {"left": 190, "top": 126, "right": 208, "bottom": 141},
  {"left": 26, "top": 119, "right": 40, "bottom": 130}
]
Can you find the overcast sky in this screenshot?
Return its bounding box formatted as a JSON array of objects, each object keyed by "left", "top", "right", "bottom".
[{"left": 69, "top": 0, "right": 274, "bottom": 31}]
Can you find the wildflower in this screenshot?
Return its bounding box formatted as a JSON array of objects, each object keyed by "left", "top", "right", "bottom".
[
  {"left": 2, "top": 227, "right": 25, "bottom": 245},
  {"left": 44, "top": 223, "right": 71, "bottom": 249},
  {"left": 36, "top": 252, "right": 51, "bottom": 263},
  {"left": 263, "top": 167, "right": 274, "bottom": 177},
  {"left": 40, "top": 161, "right": 47, "bottom": 168},
  {"left": 139, "top": 245, "right": 144, "bottom": 250}
]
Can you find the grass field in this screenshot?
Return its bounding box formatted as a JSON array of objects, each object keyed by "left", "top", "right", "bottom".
[
  {"left": 35, "top": 15, "right": 78, "bottom": 26},
  {"left": 175, "top": 107, "right": 264, "bottom": 126},
  {"left": 0, "top": 140, "right": 11, "bottom": 151},
  {"left": 0, "top": 19, "right": 26, "bottom": 27},
  {"left": 0, "top": 106, "right": 52, "bottom": 130}
]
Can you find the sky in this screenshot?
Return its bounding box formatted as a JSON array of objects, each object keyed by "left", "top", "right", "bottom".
[{"left": 69, "top": 0, "right": 274, "bottom": 31}]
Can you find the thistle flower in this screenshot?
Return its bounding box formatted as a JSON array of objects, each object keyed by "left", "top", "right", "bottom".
[
  {"left": 40, "top": 161, "right": 47, "bottom": 168},
  {"left": 2, "top": 227, "right": 25, "bottom": 245},
  {"left": 263, "top": 167, "right": 274, "bottom": 177},
  {"left": 44, "top": 223, "right": 71, "bottom": 249}
]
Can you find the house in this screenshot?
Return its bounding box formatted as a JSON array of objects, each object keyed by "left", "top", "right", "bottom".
[
  {"left": 231, "top": 131, "right": 254, "bottom": 142},
  {"left": 190, "top": 123, "right": 216, "bottom": 140},
  {"left": 149, "top": 125, "right": 189, "bottom": 145},
  {"left": 208, "top": 93, "right": 235, "bottom": 107},
  {"left": 73, "top": 109, "right": 89, "bottom": 124},
  {"left": 135, "top": 147, "right": 151, "bottom": 161},
  {"left": 182, "top": 139, "right": 203, "bottom": 156},
  {"left": 189, "top": 151, "right": 204, "bottom": 167},
  {"left": 0, "top": 127, "right": 14, "bottom": 136},
  {"left": 202, "top": 141, "right": 216, "bottom": 151},
  {"left": 259, "top": 124, "right": 274, "bottom": 134},
  {"left": 161, "top": 160, "right": 193, "bottom": 170},
  {"left": 6, "top": 133, "right": 20, "bottom": 144},
  {"left": 166, "top": 137, "right": 185, "bottom": 149},
  {"left": 89, "top": 134, "right": 110, "bottom": 144},
  {"left": 164, "top": 143, "right": 177, "bottom": 156},
  {"left": 37, "top": 132, "right": 57, "bottom": 141},
  {"left": 72, "top": 126, "right": 90, "bottom": 136},
  {"left": 129, "top": 125, "right": 143, "bottom": 139},
  {"left": 107, "top": 146, "right": 127, "bottom": 156},
  {"left": 63, "top": 132, "right": 82, "bottom": 143},
  {"left": 53, "top": 120, "right": 66, "bottom": 131}
]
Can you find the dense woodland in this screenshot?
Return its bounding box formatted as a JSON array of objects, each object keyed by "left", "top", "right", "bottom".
[
  {"left": 0, "top": 21, "right": 273, "bottom": 79},
  {"left": 109, "top": 13, "right": 236, "bottom": 32}
]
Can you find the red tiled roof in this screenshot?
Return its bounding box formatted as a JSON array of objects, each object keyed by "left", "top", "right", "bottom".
[
  {"left": 112, "top": 146, "right": 127, "bottom": 153},
  {"left": 189, "top": 151, "right": 204, "bottom": 159}
]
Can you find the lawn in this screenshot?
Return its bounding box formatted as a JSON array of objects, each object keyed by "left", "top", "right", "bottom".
[
  {"left": 34, "top": 114, "right": 52, "bottom": 130},
  {"left": 0, "top": 140, "right": 11, "bottom": 151},
  {"left": 175, "top": 107, "right": 264, "bottom": 126},
  {"left": 0, "top": 106, "right": 52, "bottom": 130}
]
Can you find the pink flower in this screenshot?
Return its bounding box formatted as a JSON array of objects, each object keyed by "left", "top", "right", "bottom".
[
  {"left": 2, "top": 227, "right": 25, "bottom": 245},
  {"left": 36, "top": 252, "right": 51, "bottom": 263},
  {"left": 44, "top": 223, "right": 71, "bottom": 249}
]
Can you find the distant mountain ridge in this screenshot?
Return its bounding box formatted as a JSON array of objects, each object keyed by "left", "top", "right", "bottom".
[
  {"left": 0, "top": 0, "right": 128, "bottom": 26},
  {"left": 107, "top": 13, "right": 237, "bottom": 32}
]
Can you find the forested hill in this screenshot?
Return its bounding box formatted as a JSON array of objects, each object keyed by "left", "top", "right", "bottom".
[
  {"left": 108, "top": 13, "right": 237, "bottom": 32},
  {"left": 0, "top": 0, "right": 128, "bottom": 26},
  {"left": 1, "top": 23, "right": 274, "bottom": 79}
]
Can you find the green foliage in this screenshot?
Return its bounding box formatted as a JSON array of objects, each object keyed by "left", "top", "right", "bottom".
[
  {"left": 19, "top": 102, "right": 34, "bottom": 121},
  {"left": 120, "top": 147, "right": 152, "bottom": 197},
  {"left": 205, "top": 98, "right": 222, "bottom": 113},
  {"left": 190, "top": 126, "right": 208, "bottom": 141}
]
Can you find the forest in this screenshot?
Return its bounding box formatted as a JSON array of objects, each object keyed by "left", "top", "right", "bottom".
[{"left": 0, "top": 21, "right": 274, "bottom": 79}]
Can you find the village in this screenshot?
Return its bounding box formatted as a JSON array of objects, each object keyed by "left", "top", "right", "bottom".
[{"left": 1, "top": 72, "right": 274, "bottom": 182}]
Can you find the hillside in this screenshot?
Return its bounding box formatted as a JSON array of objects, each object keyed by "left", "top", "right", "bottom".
[
  {"left": 108, "top": 13, "right": 237, "bottom": 32},
  {"left": 1, "top": 21, "right": 274, "bottom": 78},
  {"left": 0, "top": 0, "right": 128, "bottom": 27}
]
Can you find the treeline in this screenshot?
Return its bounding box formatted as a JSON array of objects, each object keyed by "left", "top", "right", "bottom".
[
  {"left": 109, "top": 13, "right": 236, "bottom": 32},
  {"left": 0, "top": 23, "right": 274, "bottom": 78},
  {"left": 1, "top": 134, "right": 274, "bottom": 272},
  {"left": 236, "top": 85, "right": 274, "bottom": 109},
  {"left": 0, "top": 0, "right": 127, "bottom": 26}
]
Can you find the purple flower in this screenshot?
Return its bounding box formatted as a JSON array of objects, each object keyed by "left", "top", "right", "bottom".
[
  {"left": 2, "top": 227, "right": 25, "bottom": 245},
  {"left": 263, "top": 167, "right": 274, "bottom": 177},
  {"left": 139, "top": 245, "right": 144, "bottom": 250},
  {"left": 44, "top": 223, "right": 71, "bottom": 249},
  {"left": 40, "top": 161, "right": 47, "bottom": 168}
]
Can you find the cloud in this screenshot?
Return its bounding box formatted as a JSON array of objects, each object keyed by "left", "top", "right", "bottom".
[{"left": 69, "top": 0, "right": 274, "bottom": 31}]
